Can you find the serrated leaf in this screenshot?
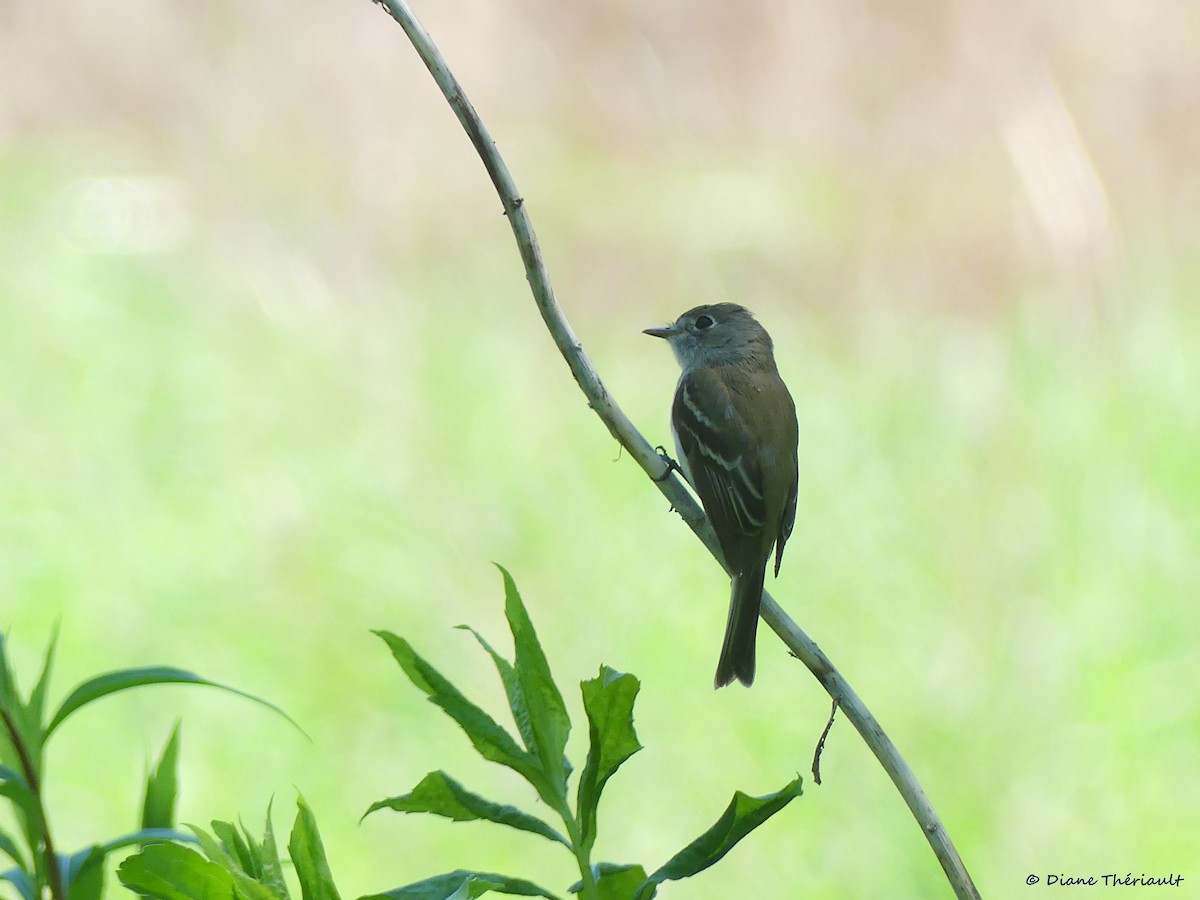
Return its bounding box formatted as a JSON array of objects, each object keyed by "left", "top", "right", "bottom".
[
  {"left": 117, "top": 843, "right": 234, "bottom": 900},
  {"left": 289, "top": 794, "right": 340, "bottom": 900},
  {"left": 142, "top": 722, "right": 182, "bottom": 830},
  {"left": 361, "top": 869, "right": 559, "bottom": 900},
  {"left": 374, "top": 631, "right": 552, "bottom": 802},
  {"left": 636, "top": 777, "right": 802, "bottom": 898},
  {"left": 365, "top": 770, "right": 567, "bottom": 846},
  {"left": 46, "top": 667, "right": 300, "bottom": 738},
  {"left": 498, "top": 566, "right": 571, "bottom": 802},
  {"left": 567, "top": 863, "right": 648, "bottom": 900},
  {"left": 576, "top": 668, "right": 642, "bottom": 854}
]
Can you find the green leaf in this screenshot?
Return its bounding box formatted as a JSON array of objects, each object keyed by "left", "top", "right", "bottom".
[
  {"left": 192, "top": 819, "right": 283, "bottom": 900},
  {"left": 595, "top": 864, "right": 649, "bottom": 900},
  {"left": 187, "top": 823, "right": 236, "bottom": 869},
  {"left": 62, "top": 845, "right": 105, "bottom": 900},
  {"left": 0, "top": 765, "right": 32, "bottom": 799},
  {"left": 498, "top": 566, "right": 571, "bottom": 802},
  {"left": 26, "top": 628, "right": 60, "bottom": 734},
  {"left": 0, "top": 726, "right": 17, "bottom": 784},
  {"left": 0, "top": 633, "right": 19, "bottom": 707},
  {"left": 97, "top": 828, "right": 193, "bottom": 854},
  {"left": 211, "top": 820, "right": 254, "bottom": 876},
  {"left": 249, "top": 803, "right": 288, "bottom": 897},
  {"left": 458, "top": 627, "right": 536, "bottom": 759},
  {"left": 46, "top": 667, "right": 301, "bottom": 738},
  {"left": 374, "top": 631, "right": 550, "bottom": 800},
  {"left": 0, "top": 864, "right": 35, "bottom": 900},
  {"left": 231, "top": 872, "right": 284, "bottom": 900},
  {"left": 0, "top": 636, "right": 42, "bottom": 772},
  {"left": 362, "top": 869, "right": 560, "bottom": 900},
  {"left": 636, "top": 777, "right": 803, "bottom": 899},
  {"left": 576, "top": 668, "right": 642, "bottom": 854},
  {"left": 439, "top": 876, "right": 546, "bottom": 900},
  {"left": 142, "top": 722, "right": 182, "bottom": 830},
  {"left": 0, "top": 765, "right": 37, "bottom": 820},
  {"left": 567, "top": 864, "right": 648, "bottom": 900},
  {"left": 117, "top": 842, "right": 235, "bottom": 900},
  {"left": 0, "top": 826, "right": 25, "bottom": 868},
  {"left": 289, "top": 794, "right": 340, "bottom": 900},
  {"left": 365, "top": 770, "right": 568, "bottom": 846}
]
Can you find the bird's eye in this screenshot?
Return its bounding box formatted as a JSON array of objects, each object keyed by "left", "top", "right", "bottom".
[{"left": 695, "top": 314, "right": 714, "bottom": 330}]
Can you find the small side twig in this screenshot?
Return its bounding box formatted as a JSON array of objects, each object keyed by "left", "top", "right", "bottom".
[
  {"left": 811, "top": 697, "right": 840, "bottom": 786},
  {"left": 370, "top": 3, "right": 980, "bottom": 898}
]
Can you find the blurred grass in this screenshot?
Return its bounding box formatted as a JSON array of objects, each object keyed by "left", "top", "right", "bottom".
[{"left": 3, "top": 2, "right": 1200, "bottom": 898}]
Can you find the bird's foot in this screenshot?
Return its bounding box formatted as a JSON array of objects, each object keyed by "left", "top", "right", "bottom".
[{"left": 652, "top": 446, "right": 683, "bottom": 483}]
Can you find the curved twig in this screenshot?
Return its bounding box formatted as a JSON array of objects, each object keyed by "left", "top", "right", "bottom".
[{"left": 370, "top": 2, "right": 980, "bottom": 897}]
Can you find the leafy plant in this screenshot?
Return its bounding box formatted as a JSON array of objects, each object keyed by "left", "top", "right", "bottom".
[
  {"left": 0, "top": 630, "right": 293, "bottom": 900},
  {"left": 365, "top": 566, "right": 802, "bottom": 900},
  {"left": 118, "top": 796, "right": 339, "bottom": 900},
  {"left": 117, "top": 567, "right": 801, "bottom": 900}
]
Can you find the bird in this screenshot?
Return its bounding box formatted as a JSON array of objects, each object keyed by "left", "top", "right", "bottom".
[{"left": 644, "top": 303, "right": 798, "bottom": 687}]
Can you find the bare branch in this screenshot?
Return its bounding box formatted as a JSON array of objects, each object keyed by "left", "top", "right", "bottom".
[{"left": 370, "top": 1, "right": 980, "bottom": 897}]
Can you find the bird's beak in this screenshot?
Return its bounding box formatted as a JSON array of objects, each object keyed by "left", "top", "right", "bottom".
[{"left": 643, "top": 325, "right": 678, "bottom": 339}]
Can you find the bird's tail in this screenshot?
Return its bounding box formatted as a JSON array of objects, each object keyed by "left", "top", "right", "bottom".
[{"left": 714, "top": 560, "right": 766, "bottom": 688}]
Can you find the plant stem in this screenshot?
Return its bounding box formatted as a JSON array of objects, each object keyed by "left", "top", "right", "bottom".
[
  {"left": 0, "top": 708, "right": 65, "bottom": 900},
  {"left": 562, "top": 813, "right": 599, "bottom": 900}
]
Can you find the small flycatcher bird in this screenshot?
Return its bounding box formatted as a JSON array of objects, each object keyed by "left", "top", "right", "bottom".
[{"left": 644, "top": 303, "right": 798, "bottom": 688}]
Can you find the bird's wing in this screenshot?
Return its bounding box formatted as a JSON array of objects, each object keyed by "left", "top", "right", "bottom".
[
  {"left": 774, "top": 474, "right": 798, "bottom": 576},
  {"left": 672, "top": 369, "right": 767, "bottom": 567}
]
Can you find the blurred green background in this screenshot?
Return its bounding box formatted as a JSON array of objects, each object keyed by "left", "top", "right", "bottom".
[{"left": 2, "top": 0, "right": 1198, "bottom": 897}]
